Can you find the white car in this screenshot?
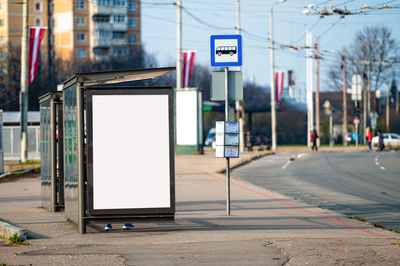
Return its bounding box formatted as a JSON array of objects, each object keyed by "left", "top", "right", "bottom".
[{"left": 371, "top": 133, "right": 400, "bottom": 150}]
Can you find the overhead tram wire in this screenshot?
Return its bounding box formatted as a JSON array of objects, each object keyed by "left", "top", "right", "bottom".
[{"left": 318, "top": 18, "right": 342, "bottom": 38}]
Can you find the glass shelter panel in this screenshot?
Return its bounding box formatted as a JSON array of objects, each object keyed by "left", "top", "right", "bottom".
[
  {"left": 63, "top": 84, "right": 79, "bottom": 224},
  {"left": 40, "top": 101, "right": 51, "bottom": 209}
]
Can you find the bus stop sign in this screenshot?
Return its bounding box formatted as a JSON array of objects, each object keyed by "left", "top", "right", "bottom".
[{"left": 210, "top": 35, "right": 242, "bottom": 67}]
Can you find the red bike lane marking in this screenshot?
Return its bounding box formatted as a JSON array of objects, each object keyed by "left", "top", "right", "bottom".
[{"left": 202, "top": 171, "right": 394, "bottom": 240}]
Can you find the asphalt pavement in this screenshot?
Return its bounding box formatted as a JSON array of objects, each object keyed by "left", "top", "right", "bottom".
[{"left": 0, "top": 149, "right": 400, "bottom": 265}]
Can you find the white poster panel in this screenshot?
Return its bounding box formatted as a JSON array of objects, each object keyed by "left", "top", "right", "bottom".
[
  {"left": 92, "top": 95, "right": 171, "bottom": 209},
  {"left": 176, "top": 90, "right": 197, "bottom": 145}
]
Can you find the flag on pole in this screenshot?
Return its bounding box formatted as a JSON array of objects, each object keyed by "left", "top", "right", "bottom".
[
  {"left": 275, "top": 71, "right": 285, "bottom": 105},
  {"left": 182, "top": 50, "right": 196, "bottom": 88},
  {"left": 28, "top": 27, "right": 46, "bottom": 86}
]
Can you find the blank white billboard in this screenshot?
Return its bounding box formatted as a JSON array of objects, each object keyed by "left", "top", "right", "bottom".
[
  {"left": 176, "top": 90, "right": 198, "bottom": 145},
  {"left": 92, "top": 95, "right": 171, "bottom": 210}
]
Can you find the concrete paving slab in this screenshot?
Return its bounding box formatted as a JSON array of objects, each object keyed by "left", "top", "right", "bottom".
[{"left": 0, "top": 151, "right": 399, "bottom": 265}]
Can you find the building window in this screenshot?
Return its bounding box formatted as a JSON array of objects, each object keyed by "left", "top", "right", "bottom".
[
  {"left": 77, "top": 65, "right": 85, "bottom": 72},
  {"left": 93, "top": 47, "right": 109, "bottom": 56},
  {"left": 0, "top": 51, "right": 5, "bottom": 59},
  {"left": 128, "top": 34, "right": 136, "bottom": 43},
  {"left": 93, "top": 15, "right": 110, "bottom": 23},
  {"left": 128, "top": 18, "right": 136, "bottom": 27},
  {"left": 35, "top": 2, "right": 43, "bottom": 12},
  {"left": 128, "top": 1, "right": 137, "bottom": 11},
  {"left": 76, "top": 1, "right": 85, "bottom": 10},
  {"left": 0, "top": 67, "right": 5, "bottom": 74},
  {"left": 0, "top": 36, "right": 4, "bottom": 43},
  {"left": 77, "top": 33, "right": 86, "bottom": 42},
  {"left": 76, "top": 17, "right": 86, "bottom": 26},
  {"left": 113, "top": 31, "right": 125, "bottom": 39},
  {"left": 113, "top": 0, "right": 126, "bottom": 7},
  {"left": 0, "top": 19, "right": 3, "bottom": 27},
  {"left": 113, "top": 15, "right": 126, "bottom": 23},
  {"left": 77, "top": 49, "right": 86, "bottom": 58},
  {"left": 96, "top": 30, "right": 112, "bottom": 40},
  {"left": 112, "top": 47, "right": 128, "bottom": 56},
  {"left": 35, "top": 17, "right": 43, "bottom": 26},
  {"left": 98, "top": 0, "right": 111, "bottom": 6},
  {"left": 0, "top": 3, "right": 3, "bottom": 10},
  {"left": 50, "top": 2, "right": 54, "bottom": 12}
]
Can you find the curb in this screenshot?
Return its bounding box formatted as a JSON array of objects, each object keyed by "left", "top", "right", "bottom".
[
  {"left": 0, "top": 221, "right": 28, "bottom": 242},
  {"left": 216, "top": 151, "right": 274, "bottom": 174},
  {"left": 0, "top": 167, "right": 40, "bottom": 181}
]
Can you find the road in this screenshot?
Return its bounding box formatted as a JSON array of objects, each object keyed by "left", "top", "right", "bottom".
[{"left": 232, "top": 150, "right": 400, "bottom": 232}]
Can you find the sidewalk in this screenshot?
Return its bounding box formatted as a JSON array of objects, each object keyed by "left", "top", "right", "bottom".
[{"left": 0, "top": 150, "right": 399, "bottom": 265}]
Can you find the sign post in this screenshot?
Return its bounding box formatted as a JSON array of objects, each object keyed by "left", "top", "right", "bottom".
[{"left": 211, "top": 35, "right": 242, "bottom": 216}]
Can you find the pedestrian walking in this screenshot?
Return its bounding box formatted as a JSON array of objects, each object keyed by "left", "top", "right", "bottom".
[
  {"left": 312, "top": 126, "right": 318, "bottom": 151},
  {"left": 377, "top": 131, "right": 385, "bottom": 151},
  {"left": 365, "top": 127, "right": 372, "bottom": 152}
]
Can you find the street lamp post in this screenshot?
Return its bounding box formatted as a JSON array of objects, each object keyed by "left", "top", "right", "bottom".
[{"left": 269, "top": 0, "right": 286, "bottom": 152}]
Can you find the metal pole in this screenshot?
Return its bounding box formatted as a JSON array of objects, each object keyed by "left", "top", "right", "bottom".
[
  {"left": 236, "top": 0, "right": 245, "bottom": 153},
  {"left": 342, "top": 50, "right": 347, "bottom": 146},
  {"left": 363, "top": 73, "right": 367, "bottom": 143},
  {"left": 315, "top": 37, "right": 320, "bottom": 148},
  {"left": 176, "top": 0, "right": 182, "bottom": 91},
  {"left": 396, "top": 81, "right": 399, "bottom": 113},
  {"left": 20, "top": 0, "right": 29, "bottom": 163},
  {"left": 329, "top": 114, "right": 332, "bottom": 147},
  {"left": 50, "top": 99, "right": 57, "bottom": 212},
  {"left": 225, "top": 67, "right": 231, "bottom": 216},
  {"left": 269, "top": 6, "right": 277, "bottom": 151},
  {"left": 356, "top": 120, "right": 359, "bottom": 148},
  {"left": 77, "top": 80, "right": 86, "bottom": 234},
  {"left": 386, "top": 82, "right": 390, "bottom": 132}
]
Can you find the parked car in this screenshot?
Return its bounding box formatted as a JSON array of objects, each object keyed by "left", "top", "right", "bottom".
[
  {"left": 371, "top": 133, "right": 400, "bottom": 150},
  {"left": 204, "top": 127, "right": 216, "bottom": 147}
]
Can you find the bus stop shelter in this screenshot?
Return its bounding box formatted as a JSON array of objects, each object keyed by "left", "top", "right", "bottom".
[
  {"left": 60, "top": 67, "right": 176, "bottom": 233},
  {"left": 39, "top": 91, "right": 64, "bottom": 212}
]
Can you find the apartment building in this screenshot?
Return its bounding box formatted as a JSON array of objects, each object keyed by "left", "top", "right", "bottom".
[
  {"left": 0, "top": 0, "right": 141, "bottom": 84},
  {"left": 0, "top": 0, "right": 49, "bottom": 80},
  {"left": 52, "top": 0, "right": 141, "bottom": 71}
]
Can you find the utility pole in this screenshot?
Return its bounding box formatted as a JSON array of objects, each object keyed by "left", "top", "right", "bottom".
[
  {"left": 386, "top": 82, "right": 390, "bottom": 132},
  {"left": 306, "top": 30, "right": 313, "bottom": 148},
  {"left": 236, "top": 0, "right": 245, "bottom": 153},
  {"left": 269, "top": 5, "right": 277, "bottom": 151},
  {"left": 363, "top": 72, "right": 367, "bottom": 143},
  {"left": 176, "top": 0, "right": 182, "bottom": 91},
  {"left": 342, "top": 50, "right": 347, "bottom": 146},
  {"left": 315, "top": 37, "right": 320, "bottom": 148},
  {"left": 20, "top": 0, "right": 29, "bottom": 163},
  {"left": 396, "top": 81, "right": 399, "bottom": 113}
]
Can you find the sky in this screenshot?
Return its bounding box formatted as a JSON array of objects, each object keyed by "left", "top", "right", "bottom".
[{"left": 141, "top": 0, "right": 400, "bottom": 101}]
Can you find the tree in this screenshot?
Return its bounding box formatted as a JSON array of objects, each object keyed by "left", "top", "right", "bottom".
[{"left": 327, "top": 26, "right": 399, "bottom": 92}]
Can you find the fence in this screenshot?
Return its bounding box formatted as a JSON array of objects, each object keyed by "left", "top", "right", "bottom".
[{"left": 3, "top": 126, "right": 40, "bottom": 160}]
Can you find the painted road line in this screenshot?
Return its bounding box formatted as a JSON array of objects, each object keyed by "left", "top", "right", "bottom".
[
  {"left": 380, "top": 167, "right": 385, "bottom": 170},
  {"left": 282, "top": 161, "right": 291, "bottom": 170}
]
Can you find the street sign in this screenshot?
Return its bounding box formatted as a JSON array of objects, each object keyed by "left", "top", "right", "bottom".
[
  {"left": 351, "top": 74, "right": 362, "bottom": 101},
  {"left": 353, "top": 117, "right": 360, "bottom": 125},
  {"left": 210, "top": 35, "right": 242, "bottom": 67},
  {"left": 210, "top": 71, "right": 243, "bottom": 100},
  {"left": 369, "top": 112, "right": 378, "bottom": 130}
]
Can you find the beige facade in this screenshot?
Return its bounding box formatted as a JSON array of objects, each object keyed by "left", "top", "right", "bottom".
[
  {"left": 52, "top": 0, "right": 141, "bottom": 70},
  {"left": 0, "top": 0, "right": 141, "bottom": 75}
]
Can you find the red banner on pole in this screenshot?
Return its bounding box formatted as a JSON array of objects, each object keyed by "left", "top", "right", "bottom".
[
  {"left": 28, "top": 27, "right": 46, "bottom": 86},
  {"left": 182, "top": 51, "right": 195, "bottom": 88},
  {"left": 275, "top": 71, "right": 285, "bottom": 105}
]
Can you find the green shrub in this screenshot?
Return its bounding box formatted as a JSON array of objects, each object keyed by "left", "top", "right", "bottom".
[{"left": 8, "top": 233, "right": 22, "bottom": 244}]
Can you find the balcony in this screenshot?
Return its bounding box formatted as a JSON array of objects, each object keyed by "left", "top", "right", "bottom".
[
  {"left": 111, "top": 38, "right": 127, "bottom": 45},
  {"left": 112, "top": 22, "right": 128, "bottom": 31},
  {"left": 92, "top": 38, "right": 112, "bottom": 47}
]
